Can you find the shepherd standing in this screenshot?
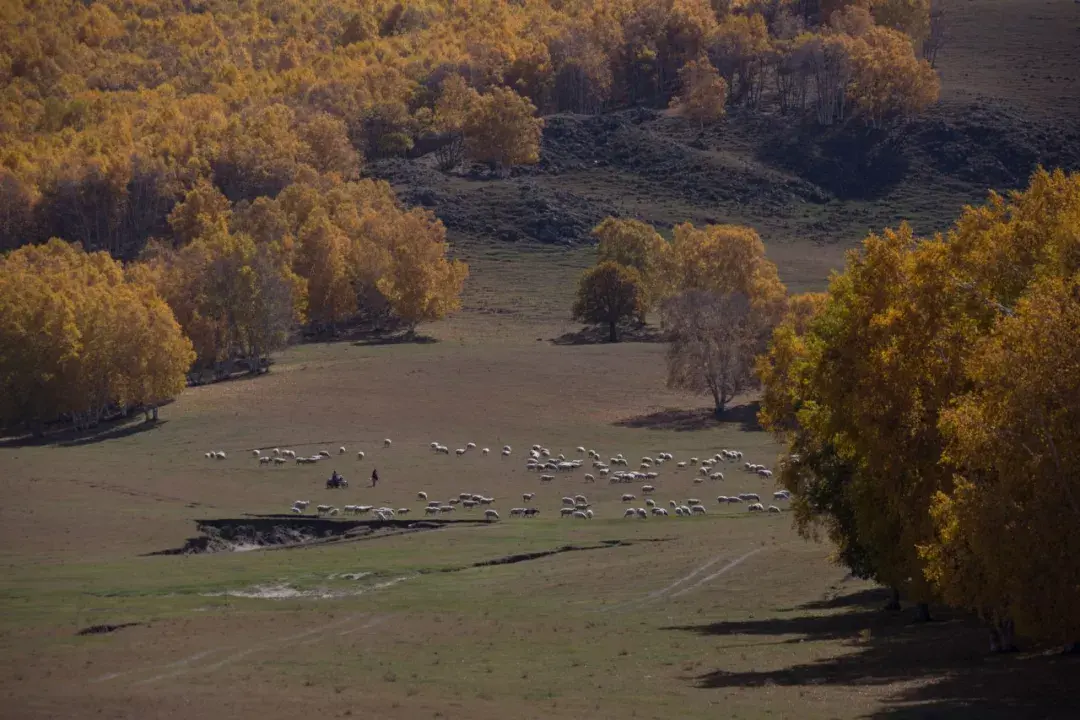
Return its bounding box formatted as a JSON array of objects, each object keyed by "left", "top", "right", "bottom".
[{"left": 371, "top": 468, "right": 379, "bottom": 487}]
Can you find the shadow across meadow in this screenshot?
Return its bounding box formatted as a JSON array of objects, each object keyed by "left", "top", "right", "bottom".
[
  {"left": 666, "top": 587, "right": 1079, "bottom": 720},
  {"left": 613, "top": 402, "right": 762, "bottom": 432}
]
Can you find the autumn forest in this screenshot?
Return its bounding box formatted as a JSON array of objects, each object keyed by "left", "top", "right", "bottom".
[{"left": 2, "top": 0, "right": 1078, "bottom": 662}]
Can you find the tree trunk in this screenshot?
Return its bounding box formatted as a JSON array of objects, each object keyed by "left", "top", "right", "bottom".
[
  {"left": 608, "top": 321, "right": 618, "bottom": 343},
  {"left": 914, "top": 602, "right": 933, "bottom": 622},
  {"left": 884, "top": 587, "right": 901, "bottom": 611},
  {"left": 989, "top": 618, "right": 1018, "bottom": 653}
]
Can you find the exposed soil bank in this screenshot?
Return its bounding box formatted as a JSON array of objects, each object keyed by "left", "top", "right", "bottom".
[{"left": 148, "top": 516, "right": 487, "bottom": 555}]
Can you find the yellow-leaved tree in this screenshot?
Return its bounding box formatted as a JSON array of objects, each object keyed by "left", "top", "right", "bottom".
[
  {"left": 572, "top": 261, "right": 647, "bottom": 343},
  {"left": 0, "top": 239, "right": 193, "bottom": 433},
  {"left": 669, "top": 54, "right": 728, "bottom": 127},
  {"left": 464, "top": 86, "right": 545, "bottom": 176},
  {"left": 592, "top": 217, "right": 672, "bottom": 312},
  {"left": 758, "top": 169, "right": 1080, "bottom": 636}
]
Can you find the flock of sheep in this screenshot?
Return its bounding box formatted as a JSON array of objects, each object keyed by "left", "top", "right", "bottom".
[
  {"left": 214, "top": 439, "right": 394, "bottom": 467},
  {"left": 239, "top": 439, "right": 788, "bottom": 522}
]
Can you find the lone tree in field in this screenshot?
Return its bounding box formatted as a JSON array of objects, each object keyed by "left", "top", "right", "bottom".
[
  {"left": 662, "top": 290, "right": 761, "bottom": 416},
  {"left": 572, "top": 261, "right": 646, "bottom": 343}
]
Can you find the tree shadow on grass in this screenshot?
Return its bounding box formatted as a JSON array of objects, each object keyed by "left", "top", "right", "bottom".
[
  {"left": 352, "top": 330, "right": 438, "bottom": 347},
  {"left": 613, "top": 402, "right": 762, "bottom": 433},
  {"left": 550, "top": 324, "right": 665, "bottom": 346},
  {"left": 0, "top": 417, "right": 166, "bottom": 449},
  {"left": 665, "top": 587, "right": 1079, "bottom": 720}
]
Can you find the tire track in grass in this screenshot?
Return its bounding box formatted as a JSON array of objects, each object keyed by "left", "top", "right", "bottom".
[
  {"left": 130, "top": 614, "right": 368, "bottom": 686},
  {"left": 668, "top": 548, "right": 764, "bottom": 598},
  {"left": 602, "top": 547, "right": 766, "bottom": 612}
]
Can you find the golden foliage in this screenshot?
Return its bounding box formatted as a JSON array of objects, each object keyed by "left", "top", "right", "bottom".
[
  {"left": 592, "top": 217, "right": 671, "bottom": 310},
  {"left": 669, "top": 53, "right": 728, "bottom": 126},
  {"left": 759, "top": 169, "right": 1080, "bottom": 643},
  {"left": 0, "top": 239, "right": 193, "bottom": 430},
  {"left": 464, "top": 86, "right": 544, "bottom": 174}
]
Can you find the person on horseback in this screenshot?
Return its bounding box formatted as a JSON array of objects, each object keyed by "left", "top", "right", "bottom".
[{"left": 330, "top": 470, "right": 341, "bottom": 486}]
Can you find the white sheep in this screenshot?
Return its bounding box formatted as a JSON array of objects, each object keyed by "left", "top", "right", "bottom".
[
  {"left": 522, "top": 492, "right": 535, "bottom": 501},
  {"left": 562, "top": 497, "right": 575, "bottom": 506},
  {"left": 679, "top": 505, "right": 692, "bottom": 515},
  {"left": 502, "top": 449, "right": 511, "bottom": 457},
  {"left": 773, "top": 491, "right": 790, "bottom": 500},
  {"left": 252, "top": 449, "right": 261, "bottom": 457},
  {"left": 283, "top": 450, "right": 296, "bottom": 458},
  {"left": 540, "top": 475, "right": 554, "bottom": 483},
  {"left": 484, "top": 509, "right": 500, "bottom": 522},
  {"left": 215, "top": 451, "right": 227, "bottom": 459},
  {"left": 316, "top": 504, "right": 332, "bottom": 515},
  {"left": 691, "top": 505, "right": 706, "bottom": 515},
  {"left": 636, "top": 508, "right": 648, "bottom": 519},
  {"left": 339, "top": 446, "right": 346, "bottom": 454},
  {"left": 599, "top": 468, "right": 609, "bottom": 476},
  {"left": 560, "top": 508, "right": 575, "bottom": 517},
  {"left": 748, "top": 503, "right": 765, "bottom": 512},
  {"left": 318, "top": 450, "right": 331, "bottom": 458},
  {"left": 397, "top": 508, "right": 410, "bottom": 515},
  {"left": 259, "top": 456, "right": 272, "bottom": 465},
  {"left": 576, "top": 446, "right": 585, "bottom": 454},
  {"left": 651, "top": 507, "right": 668, "bottom": 516},
  {"left": 585, "top": 509, "right": 594, "bottom": 519},
  {"left": 417, "top": 491, "right": 428, "bottom": 500},
  {"left": 466, "top": 442, "right": 476, "bottom": 450},
  {"left": 641, "top": 484, "right": 655, "bottom": 494},
  {"left": 572, "top": 510, "right": 587, "bottom": 519},
  {"left": 669, "top": 500, "right": 677, "bottom": 508},
  {"left": 272, "top": 448, "right": 281, "bottom": 456},
  {"left": 621, "top": 493, "right": 636, "bottom": 502},
  {"left": 710, "top": 472, "right": 724, "bottom": 481},
  {"left": 383, "top": 439, "right": 392, "bottom": 448},
  {"left": 623, "top": 508, "right": 637, "bottom": 518},
  {"left": 293, "top": 500, "right": 310, "bottom": 510},
  {"left": 677, "top": 461, "right": 687, "bottom": 469},
  {"left": 273, "top": 457, "right": 286, "bottom": 465},
  {"left": 291, "top": 506, "right": 302, "bottom": 514},
  {"left": 541, "top": 448, "right": 551, "bottom": 457},
  {"left": 425, "top": 506, "right": 439, "bottom": 516},
  {"left": 687, "top": 498, "right": 702, "bottom": 506},
  {"left": 768, "top": 505, "right": 781, "bottom": 513},
  {"left": 645, "top": 498, "right": 656, "bottom": 508},
  {"left": 456, "top": 448, "right": 467, "bottom": 456}
]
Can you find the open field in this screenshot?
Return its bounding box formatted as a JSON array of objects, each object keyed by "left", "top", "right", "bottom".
[
  {"left": 3, "top": 281, "right": 1078, "bottom": 719},
  {"left": 3, "top": 2, "right": 1080, "bottom": 718}
]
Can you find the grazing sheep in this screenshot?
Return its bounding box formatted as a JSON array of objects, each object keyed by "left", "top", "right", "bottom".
[
  {"left": 773, "top": 491, "right": 790, "bottom": 500},
  {"left": 291, "top": 507, "right": 302, "bottom": 514},
  {"left": 478, "top": 496, "right": 494, "bottom": 505},
  {"left": 717, "top": 496, "right": 729, "bottom": 503},
  {"left": 645, "top": 499, "right": 656, "bottom": 508},
  {"left": 541, "top": 448, "right": 551, "bottom": 457},
  {"left": 651, "top": 507, "right": 668, "bottom": 516},
  {"left": 522, "top": 492, "right": 535, "bottom": 502},
  {"left": 338, "top": 446, "right": 346, "bottom": 454},
  {"left": 383, "top": 439, "right": 392, "bottom": 448},
  {"left": 645, "top": 472, "right": 659, "bottom": 480},
  {"left": 316, "top": 504, "right": 332, "bottom": 515},
  {"left": 691, "top": 504, "right": 707, "bottom": 515},
  {"left": 748, "top": 503, "right": 765, "bottom": 512},
  {"left": 436, "top": 445, "right": 450, "bottom": 454},
  {"left": 710, "top": 472, "right": 724, "bottom": 481},
  {"left": 572, "top": 510, "right": 587, "bottom": 519},
  {"left": 562, "top": 497, "right": 575, "bottom": 506},
  {"left": 560, "top": 508, "right": 574, "bottom": 517},
  {"left": 584, "top": 473, "right": 595, "bottom": 482},
  {"left": 283, "top": 450, "right": 296, "bottom": 458},
  {"left": 328, "top": 508, "right": 340, "bottom": 516},
  {"left": 510, "top": 508, "right": 525, "bottom": 517},
  {"left": 462, "top": 500, "right": 478, "bottom": 508},
  {"left": 687, "top": 498, "right": 702, "bottom": 506},
  {"left": 624, "top": 508, "right": 638, "bottom": 518},
  {"left": 397, "top": 508, "right": 410, "bottom": 515},
  {"left": 502, "top": 448, "right": 511, "bottom": 457},
  {"left": 456, "top": 448, "right": 467, "bottom": 456},
  {"left": 259, "top": 456, "right": 272, "bottom": 465},
  {"left": 205, "top": 452, "right": 212, "bottom": 458},
  {"left": 424, "top": 506, "right": 439, "bottom": 516},
  {"left": 767, "top": 505, "right": 781, "bottom": 513},
  {"left": 356, "top": 451, "right": 365, "bottom": 460},
  {"left": 318, "top": 450, "right": 331, "bottom": 458},
  {"left": 252, "top": 449, "right": 261, "bottom": 457},
  {"left": 418, "top": 491, "right": 428, "bottom": 500},
  {"left": 621, "top": 493, "right": 636, "bottom": 502},
  {"left": 743, "top": 493, "right": 761, "bottom": 502},
  {"left": 585, "top": 509, "right": 594, "bottom": 519},
  {"left": 272, "top": 457, "right": 286, "bottom": 465},
  {"left": 484, "top": 509, "right": 500, "bottom": 522},
  {"left": 599, "top": 468, "right": 610, "bottom": 476},
  {"left": 293, "top": 500, "right": 310, "bottom": 510},
  {"left": 439, "top": 505, "right": 454, "bottom": 513},
  {"left": 272, "top": 448, "right": 281, "bottom": 456},
  {"left": 693, "top": 477, "right": 704, "bottom": 484},
  {"left": 540, "top": 475, "right": 554, "bottom": 483},
  {"left": 679, "top": 505, "right": 692, "bottom": 515},
  {"left": 669, "top": 500, "right": 677, "bottom": 508},
  {"left": 449, "top": 498, "right": 461, "bottom": 505},
  {"left": 215, "top": 451, "right": 226, "bottom": 459},
  {"left": 466, "top": 442, "right": 476, "bottom": 450},
  {"left": 677, "top": 461, "right": 687, "bottom": 469}
]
